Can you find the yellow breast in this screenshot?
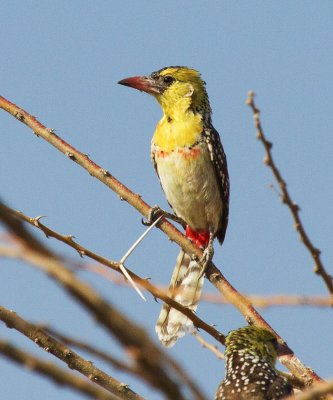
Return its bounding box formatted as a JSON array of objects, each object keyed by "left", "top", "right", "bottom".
[{"left": 153, "top": 112, "right": 203, "bottom": 152}]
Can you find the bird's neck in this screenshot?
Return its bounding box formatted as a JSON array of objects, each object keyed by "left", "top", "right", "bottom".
[{"left": 152, "top": 109, "right": 204, "bottom": 152}]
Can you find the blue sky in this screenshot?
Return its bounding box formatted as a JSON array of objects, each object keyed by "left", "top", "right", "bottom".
[{"left": 1, "top": 1, "right": 333, "bottom": 399}]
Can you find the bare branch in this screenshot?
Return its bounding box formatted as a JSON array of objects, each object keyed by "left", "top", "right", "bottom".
[
  {"left": 0, "top": 95, "right": 326, "bottom": 389},
  {"left": 286, "top": 378, "right": 333, "bottom": 400},
  {"left": 192, "top": 332, "right": 224, "bottom": 360},
  {"left": 1, "top": 203, "right": 225, "bottom": 346},
  {"left": 0, "top": 202, "right": 205, "bottom": 400},
  {"left": 0, "top": 306, "right": 143, "bottom": 400},
  {"left": 246, "top": 91, "right": 333, "bottom": 300},
  {"left": 202, "top": 293, "right": 332, "bottom": 308},
  {"left": 0, "top": 339, "right": 121, "bottom": 400},
  {"left": 81, "top": 264, "right": 332, "bottom": 308},
  {"left": 44, "top": 327, "right": 140, "bottom": 374}
]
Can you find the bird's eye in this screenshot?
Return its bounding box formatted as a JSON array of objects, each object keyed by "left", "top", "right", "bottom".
[
  {"left": 270, "top": 338, "right": 279, "bottom": 349},
  {"left": 162, "top": 75, "right": 175, "bottom": 85}
]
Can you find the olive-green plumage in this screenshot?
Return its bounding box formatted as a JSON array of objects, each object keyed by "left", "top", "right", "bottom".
[{"left": 215, "top": 326, "right": 293, "bottom": 400}]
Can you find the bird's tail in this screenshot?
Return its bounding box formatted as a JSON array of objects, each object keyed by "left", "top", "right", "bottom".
[{"left": 155, "top": 250, "right": 204, "bottom": 347}]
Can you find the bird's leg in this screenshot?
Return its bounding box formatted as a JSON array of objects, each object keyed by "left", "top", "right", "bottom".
[
  {"left": 185, "top": 227, "right": 214, "bottom": 277},
  {"left": 142, "top": 205, "right": 186, "bottom": 228},
  {"left": 199, "top": 232, "right": 215, "bottom": 277}
]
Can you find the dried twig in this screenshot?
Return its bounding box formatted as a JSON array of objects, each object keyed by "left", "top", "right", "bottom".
[
  {"left": 80, "top": 264, "right": 332, "bottom": 308},
  {"left": 1, "top": 203, "right": 225, "bottom": 346},
  {"left": 0, "top": 339, "right": 120, "bottom": 400},
  {"left": 286, "top": 377, "right": 333, "bottom": 400},
  {"left": 0, "top": 306, "right": 142, "bottom": 400},
  {"left": 246, "top": 91, "right": 333, "bottom": 300},
  {"left": 44, "top": 327, "right": 140, "bottom": 375},
  {"left": 192, "top": 332, "right": 224, "bottom": 360},
  {"left": 0, "top": 95, "right": 326, "bottom": 389},
  {"left": 0, "top": 204, "right": 203, "bottom": 400}
]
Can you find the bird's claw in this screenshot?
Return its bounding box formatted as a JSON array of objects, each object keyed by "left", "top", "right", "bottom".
[
  {"left": 142, "top": 205, "right": 164, "bottom": 226},
  {"left": 142, "top": 205, "right": 185, "bottom": 227},
  {"left": 199, "top": 233, "right": 215, "bottom": 278}
]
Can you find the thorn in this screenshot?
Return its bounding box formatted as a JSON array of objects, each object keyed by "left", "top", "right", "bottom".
[
  {"left": 120, "top": 215, "right": 163, "bottom": 265},
  {"left": 101, "top": 169, "right": 110, "bottom": 176},
  {"left": 78, "top": 249, "right": 85, "bottom": 258},
  {"left": 33, "top": 131, "right": 40, "bottom": 137},
  {"left": 65, "top": 151, "right": 75, "bottom": 160},
  {"left": 65, "top": 235, "right": 75, "bottom": 241},
  {"left": 118, "top": 215, "right": 163, "bottom": 301},
  {"left": 292, "top": 203, "right": 300, "bottom": 212},
  {"left": 120, "top": 383, "right": 130, "bottom": 389},
  {"left": 47, "top": 128, "right": 56, "bottom": 134},
  {"left": 33, "top": 216, "right": 46, "bottom": 226},
  {"left": 266, "top": 141, "right": 273, "bottom": 150},
  {"left": 118, "top": 263, "right": 146, "bottom": 301},
  {"left": 15, "top": 112, "right": 24, "bottom": 121}
]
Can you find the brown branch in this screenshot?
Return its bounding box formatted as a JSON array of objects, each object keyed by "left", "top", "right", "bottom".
[
  {"left": 44, "top": 326, "right": 139, "bottom": 376},
  {"left": 0, "top": 202, "right": 205, "bottom": 400},
  {"left": 81, "top": 264, "right": 332, "bottom": 308},
  {"left": 202, "top": 293, "right": 332, "bottom": 308},
  {"left": 1, "top": 203, "right": 225, "bottom": 346},
  {"left": 0, "top": 339, "right": 120, "bottom": 400},
  {"left": 192, "top": 332, "right": 224, "bottom": 360},
  {"left": 0, "top": 95, "right": 326, "bottom": 390},
  {"left": 246, "top": 91, "right": 333, "bottom": 300},
  {"left": 286, "top": 378, "right": 333, "bottom": 400},
  {"left": 0, "top": 306, "right": 143, "bottom": 400},
  {"left": 45, "top": 325, "right": 205, "bottom": 400}
]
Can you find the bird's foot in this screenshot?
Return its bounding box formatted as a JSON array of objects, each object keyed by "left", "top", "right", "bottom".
[
  {"left": 199, "top": 233, "right": 215, "bottom": 278},
  {"left": 142, "top": 205, "right": 185, "bottom": 227}
]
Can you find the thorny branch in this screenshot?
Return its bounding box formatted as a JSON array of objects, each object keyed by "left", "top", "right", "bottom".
[
  {"left": 81, "top": 264, "right": 332, "bottom": 308},
  {"left": 286, "top": 378, "right": 333, "bottom": 400},
  {"left": 1, "top": 202, "right": 225, "bottom": 346},
  {"left": 0, "top": 95, "right": 329, "bottom": 392},
  {"left": 0, "top": 306, "right": 143, "bottom": 400},
  {"left": 0, "top": 340, "right": 120, "bottom": 400},
  {"left": 246, "top": 91, "right": 333, "bottom": 300},
  {"left": 0, "top": 202, "right": 204, "bottom": 400}
]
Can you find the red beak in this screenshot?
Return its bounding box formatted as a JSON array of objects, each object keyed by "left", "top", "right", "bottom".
[{"left": 118, "top": 76, "right": 162, "bottom": 95}]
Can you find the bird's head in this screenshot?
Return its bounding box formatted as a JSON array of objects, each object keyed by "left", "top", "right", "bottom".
[
  {"left": 118, "top": 66, "right": 211, "bottom": 121},
  {"left": 225, "top": 326, "right": 279, "bottom": 366}
]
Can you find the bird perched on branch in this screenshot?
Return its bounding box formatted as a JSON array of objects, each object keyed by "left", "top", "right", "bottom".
[
  {"left": 215, "top": 326, "right": 293, "bottom": 400},
  {"left": 118, "top": 66, "right": 229, "bottom": 347}
]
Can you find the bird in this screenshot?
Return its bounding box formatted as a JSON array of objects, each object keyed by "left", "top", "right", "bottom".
[
  {"left": 215, "top": 326, "right": 294, "bottom": 400},
  {"left": 118, "top": 66, "right": 229, "bottom": 347}
]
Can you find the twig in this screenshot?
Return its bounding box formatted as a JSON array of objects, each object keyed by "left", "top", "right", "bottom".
[
  {"left": 286, "top": 377, "right": 333, "bottom": 400},
  {"left": 0, "top": 339, "right": 120, "bottom": 400},
  {"left": 202, "top": 293, "right": 332, "bottom": 308},
  {"left": 2, "top": 204, "right": 225, "bottom": 346},
  {"left": 0, "top": 95, "right": 326, "bottom": 389},
  {"left": 43, "top": 326, "right": 140, "bottom": 375},
  {"left": 246, "top": 91, "right": 333, "bottom": 300},
  {"left": 79, "top": 265, "right": 332, "bottom": 308},
  {"left": 0, "top": 202, "right": 205, "bottom": 400},
  {"left": 192, "top": 332, "right": 224, "bottom": 360},
  {"left": 45, "top": 325, "right": 205, "bottom": 399},
  {"left": 0, "top": 306, "right": 143, "bottom": 400}
]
